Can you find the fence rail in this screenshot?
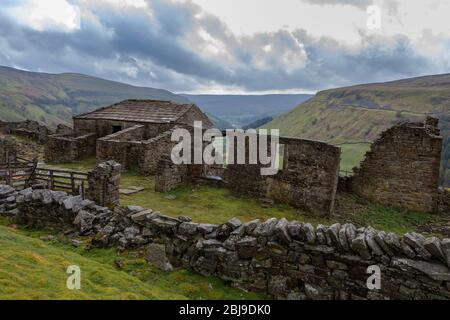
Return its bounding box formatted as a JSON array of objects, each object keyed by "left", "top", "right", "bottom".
[
  {"left": 34, "top": 167, "right": 88, "bottom": 196},
  {"left": 0, "top": 158, "right": 89, "bottom": 196},
  {"left": 0, "top": 159, "right": 36, "bottom": 189}
]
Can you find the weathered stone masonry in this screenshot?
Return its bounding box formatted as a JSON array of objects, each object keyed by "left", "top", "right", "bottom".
[
  {"left": 158, "top": 134, "right": 341, "bottom": 217},
  {"left": 3, "top": 184, "right": 450, "bottom": 300},
  {"left": 226, "top": 136, "right": 341, "bottom": 216},
  {"left": 97, "top": 125, "right": 179, "bottom": 175},
  {"left": 44, "top": 133, "right": 97, "bottom": 163},
  {"left": 0, "top": 120, "right": 51, "bottom": 143},
  {"left": 351, "top": 117, "right": 443, "bottom": 213},
  {"left": 0, "top": 136, "right": 18, "bottom": 163}
]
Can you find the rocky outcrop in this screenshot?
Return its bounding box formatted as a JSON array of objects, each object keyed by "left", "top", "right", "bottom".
[{"left": 2, "top": 185, "right": 450, "bottom": 300}]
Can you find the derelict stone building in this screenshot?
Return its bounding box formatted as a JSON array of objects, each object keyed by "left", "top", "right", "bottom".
[
  {"left": 45, "top": 100, "right": 213, "bottom": 171},
  {"left": 72, "top": 99, "right": 212, "bottom": 138}
]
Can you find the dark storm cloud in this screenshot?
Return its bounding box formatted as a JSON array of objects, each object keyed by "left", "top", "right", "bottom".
[{"left": 0, "top": 0, "right": 443, "bottom": 92}]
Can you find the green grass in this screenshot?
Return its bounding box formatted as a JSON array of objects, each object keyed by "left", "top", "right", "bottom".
[
  {"left": 0, "top": 217, "right": 263, "bottom": 300},
  {"left": 337, "top": 142, "right": 371, "bottom": 172},
  {"left": 333, "top": 193, "right": 439, "bottom": 235},
  {"left": 49, "top": 157, "right": 444, "bottom": 235}
]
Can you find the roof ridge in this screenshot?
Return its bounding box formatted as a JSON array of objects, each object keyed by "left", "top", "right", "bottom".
[{"left": 73, "top": 99, "right": 197, "bottom": 124}]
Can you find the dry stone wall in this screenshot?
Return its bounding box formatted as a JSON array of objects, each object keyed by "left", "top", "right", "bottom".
[
  {"left": 438, "top": 188, "right": 450, "bottom": 215},
  {"left": 96, "top": 125, "right": 145, "bottom": 171},
  {"left": 351, "top": 118, "right": 443, "bottom": 213},
  {"left": 0, "top": 120, "right": 51, "bottom": 143},
  {"left": 2, "top": 185, "right": 450, "bottom": 300},
  {"left": 96, "top": 126, "right": 177, "bottom": 175},
  {"left": 44, "top": 133, "right": 97, "bottom": 163},
  {"left": 155, "top": 155, "right": 189, "bottom": 192},
  {"left": 86, "top": 161, "right": 121, "bottom": 207},
  {"left": 139, "top": 130, "right": 178, "bottom": 175},
  {"left": 226, "top": 135, "right": 341, "bottom": 216}
]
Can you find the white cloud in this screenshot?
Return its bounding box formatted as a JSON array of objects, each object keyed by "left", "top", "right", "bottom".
[{"left": 7, "top": 0, "right": 81, "bottom": 32}]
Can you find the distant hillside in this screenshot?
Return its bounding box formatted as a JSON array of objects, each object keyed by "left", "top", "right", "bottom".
[
  {"left": 181, "top": 94, "right": 312, "bottom": 128},
  {"left": 206, "top": 113, "right": 233, "bottom": 129},
  {"left": 0, "top": 66, "right": 188, "bottom": 127},
  {"left": 265, "top": 74, "right": 450, "bottom": 186},
  {"left": 242, "top": 116, "right": 273, "bottom": 130}
]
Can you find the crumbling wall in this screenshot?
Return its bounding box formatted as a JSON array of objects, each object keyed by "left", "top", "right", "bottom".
[
  {"left": 96, "top": 125, "right": 145, "bottom": 170},
  {"left": 55, "top": 124, "right": 73, "bottom": 135},
  {"left": 86, "top": 161, "right": 121, "bottom": 207},
  {"left": 0, "top": 120, "right": 52, "bottom": 143},
  {"left": 351, "top": 117, "right": 443, "bottom": 213},
  {"left": 438, "top": 188, "right": 450, "bottom": 215},
  {"left": 44, "top": 133, "right": 97, "bottom": 163},
  {"left": 226, "top": 135, "right": 341, "bottom": 216},
  {"left": 139, "top": 130, "right": 177, "bottom": 175},
  {"left": 73, "top": 118, "right": 174, "bottom": 139},
  {"left": 0, "top": 136, "right": 18, "bottom": 163},
  {"left": 155, "top": 155, "right": 189, "bottom": 192},
  {"left": 3, "top": 186, "right": 450, "bottom": 300}
]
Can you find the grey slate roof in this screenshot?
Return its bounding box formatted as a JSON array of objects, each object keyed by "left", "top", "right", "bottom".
[{"left": 73, "top": 100, "right": 196, "bottom": 123}]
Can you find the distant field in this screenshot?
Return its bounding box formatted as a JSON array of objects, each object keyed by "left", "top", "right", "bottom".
[{"left": 337, "top": 142, "right": 371, "bottom": 173}]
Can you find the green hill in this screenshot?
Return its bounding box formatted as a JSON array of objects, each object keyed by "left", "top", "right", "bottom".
[
  {"left": 264, "top": 74, "right": 450, "bottom": 185},
  {"left": 0, "top": 66, "right": 188, "bottom": 128}
]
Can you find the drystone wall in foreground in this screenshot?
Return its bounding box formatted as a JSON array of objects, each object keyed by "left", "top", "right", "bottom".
[{"left": 1, "top": 184, "right": 450, "bottom": 300}]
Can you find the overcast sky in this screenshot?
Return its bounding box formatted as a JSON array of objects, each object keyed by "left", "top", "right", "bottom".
[{"left": 0, "top": 0, "right": 449, "bottom": 94}]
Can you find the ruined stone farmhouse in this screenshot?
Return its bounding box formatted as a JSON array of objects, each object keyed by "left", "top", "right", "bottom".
[
  {"left": 1, "top": 100, "right": 447, "bottom": 216},
  {"left": 154, "top": 117, "right": 449, "bottom": 216},
  {"left": 45, "top": 99, "right": 213, "bottom": 174}
]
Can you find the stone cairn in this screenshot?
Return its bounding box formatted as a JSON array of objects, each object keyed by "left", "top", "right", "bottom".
[
  {"left": 2, "top": 184, "right": 450, "bottom": 299},
  {"left": 87, "top": 160, "right": 121, "bottom": 207}
]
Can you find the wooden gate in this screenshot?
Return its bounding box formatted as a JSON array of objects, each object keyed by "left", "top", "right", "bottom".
[
  {"left": 33, "top": 167, "right": 88, "bottom": 196},
  {"left": 0, "top": 157, "right": 37, "bottom": 190}
]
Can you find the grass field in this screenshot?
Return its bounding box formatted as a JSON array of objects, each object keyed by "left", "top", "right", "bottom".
[
  {"left": 0, "top": 217, "right": 263, "bottom": 300},
  {"left": 47, "top": 157, "right": 442, "bottom": 235},
  {"left": 337, "top": 142, "right": 371, "bottom": 172},
  {"left": 2, "top": 154, "right": 444, "bottom": 300}
]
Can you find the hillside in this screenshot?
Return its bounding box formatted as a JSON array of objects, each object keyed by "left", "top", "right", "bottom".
[
  {"left": 0, "top": 66, "right": 188, "bottom": 128},
  {"left": 264, "top": 74, "right": 450, "bottom": 185},
  {"left": 181, "top": 94, "right": 312, "bottom": 128}
]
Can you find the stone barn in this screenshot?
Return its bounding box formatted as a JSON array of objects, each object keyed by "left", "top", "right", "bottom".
[
  {"left": 46, "top": 99, "right": 213, "bottom": 172},
  {"left": 72, "top": 99, "right": 212, "bottom": 138}
]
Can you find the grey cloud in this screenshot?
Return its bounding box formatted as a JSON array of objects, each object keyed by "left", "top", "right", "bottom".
[{"left": 0, "top": 0, "right": 445, "bottom": 93}]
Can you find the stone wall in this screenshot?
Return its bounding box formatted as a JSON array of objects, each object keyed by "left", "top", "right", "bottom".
[
  {"left": 351, "top": 117, "right": 443, "bottom": 213},
  {"left": 96, "top": 126, "right": 177, "bottom": 174},
  {"left": 86, "top": 161, "right": 121, "bottom": 207},
  {"left": 44, "top": 133, "right": 97, "bottom": 163},
  {"left": 0, "top": 120, "right": 52, "bottom": 143},
  {"left": 0, "top": 136, "right": 18, "bottom": 163},
  {"left": 438, "top": 188, "right": 450, "bottom": 215},
  {"left": 2, "top": 186, "right": 450, "bottom": 300},
  {"left": 55, "top": 124, "right": 74, "bottom": 135},
  {"left": 96, "top": 125, "right": 145, "bottom": 171},
  {"left": 155, "top": 155, "right": 189, "bottom": 192},
  {"left": 73, "top": 118, "right": 174, "bottom": 140},
  {"left": 226, "top": 135, "right": 341, "bottom": 216},
  {"left": 139, "top": 130, "right": 178, "bottom": 175}
]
